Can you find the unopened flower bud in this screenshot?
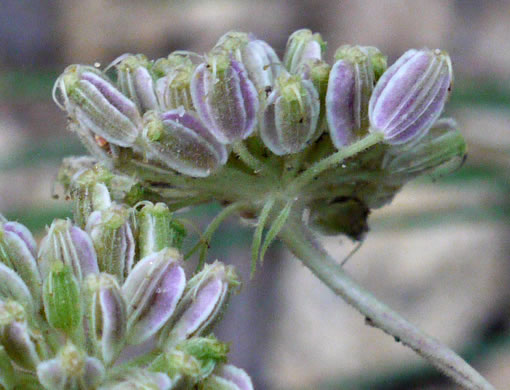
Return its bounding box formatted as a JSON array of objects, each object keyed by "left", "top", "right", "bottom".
[
  {"left": 137, "top": 202, "right": 186, "bottom": 258},
  {"left": 369, "top": 48, "right": 453, "bottom": 144},
  {"left": 86, "top": 204, "right": 135, "bottom": 282},
  {"left": 0, "top": 300, "right": 42, "bottom": 370},
  {"left": 283, "top": 29, "right": 326, "bottom": 74},
  {"left": 39, "top": 219, "right": 99, "bottom": 281},
  {"left": 151, "top": 335, "right": 228, "bottom": 383},
  {"left": 42, "top": 261, "right": 82, "bottom": 333},
  {"left": 84, "top": 273, "right": 127, "bottom": 365},
  {"left": 55, "top": 65, "right": 142, "bottom": 147},
  {"left": 69, "top": 165, "right": 113, "bottom": 227},
  {"left": 122, "top": 248, "right": 186, "bottom": 344},
  {"left": 0, "top": 221, "right": 41, "bottom": 308},
  {"left": 191, "top": 56, "right": 259, "bottom": 144},
  {"left": 240, "top": 38, "right": 282, "bottom": 96},
  {"left": 260, "top": 73, "right": 320, "bottom": 155},
  {"left": 206, "top": 365, "right": 254, "bottom": 390},
  {"left": 210, "top": 31, "right": 250, "bottom": 60},
  {"left": 383, "top": 118, "right": 466, "bottom": 179},
  {"left": 99, "top": 369, "right": 173, "bottom": 390},
  {"left": 154, "top": 54, "right": 196, "bottom": 111},
  {"left": 0, "top": 262, "right": 34, "bottom": 313},
  {"left": 113, "top": 54, "right": 158, "bottom": 113},
  {"left": 142, "top": 110, "right": 228, "bottom": 177},
  {"left": 161, "top": 261, "right": 240, "bottom": 348},
  {"left": 326, "top": 45, "right": 385, "bottom": 148},
  {"left": 37, "top": 343, "right": 105, "bottom": 390}
]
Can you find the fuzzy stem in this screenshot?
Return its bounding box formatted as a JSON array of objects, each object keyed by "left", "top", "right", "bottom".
[
  {"left": 289, "top": 132, "right": 384, "bottom": 192},
  {"left": 279, "top": 218, "right": 495, "bottom": 390},
  {"left": 232, "top": 142, "right": 269, "bottom": 173}
]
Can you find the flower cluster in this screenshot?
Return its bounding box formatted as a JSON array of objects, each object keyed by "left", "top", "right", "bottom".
[
  {"left": 0, "top": 177, "right": 252, "bottom": 390},
  {"left": 53, "top": 29, "right": 466, "bottom": 269}
]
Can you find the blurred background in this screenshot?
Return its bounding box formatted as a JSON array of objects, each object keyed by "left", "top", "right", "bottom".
[{"left": 1, "top": 0, "right": 510, "bottom": 388}]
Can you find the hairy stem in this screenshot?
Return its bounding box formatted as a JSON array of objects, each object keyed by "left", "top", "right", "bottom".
[
  {"left": 279, "top": 218, "right": 495, "bottom": 390},
  {"left": 289, "top": 132, "right": 384, "bottom": 193}
]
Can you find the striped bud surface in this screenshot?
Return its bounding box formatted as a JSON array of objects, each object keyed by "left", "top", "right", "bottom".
[
  {"left": 369, "top": 48, "right": 453, "bottom": 144},
  {"left": 191, "top": 57, "right": 259, "bottom": 144},
  {"left": 260, "top": 73, "right": 320, "bottom": 155},
  {"left": 143, "top": 110, "right": 228, "bottom": 177}
]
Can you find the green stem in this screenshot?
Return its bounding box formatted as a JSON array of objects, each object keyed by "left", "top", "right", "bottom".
[
  {"left": 279, "top": 218, "right": 496, "bottom": 390},
  {"left": 289, "top": 132, "right": 384, "bottom": 193},
  {"left": 185, "top": 202, "right": 247, "bottom": 267},
  {"left": 232, "top": 142, "right": 268, "bottom": 173}
]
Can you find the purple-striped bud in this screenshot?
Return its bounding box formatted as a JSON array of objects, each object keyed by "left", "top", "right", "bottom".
[
  {"left": 37, "top": 344, "right": 105, "bottom": 390},
  {"left": 0, "top": 300, "right": 42, "bottom": 370},
  {"left": 191, "top": 57, "right": 259, "bottom": 144},
  {"left": 42, "top": 261, "right": 82, "bottom": 333},
  {"left": 205, "top": 365, "right": 254, "bottom": 390},
  {"left": 86, "top": 204, "right": 135, "bottom": 283},
  {"left": 211, "top": 31, "right": 250, "bottom": 59},
  {"left": 84, "top": 273, "right": 127, "bottom": 365},
  {"left": 160, "top": 261, "right": 239, "bottom": 348},
  {"left": 369, "top": 49, "right": 453, "bottom": 145},
  {"left": 136, "top": 202, "right": 186, "bottom": 258},
  {"left": 113, "top": 54, "right": 159, "bottom": 113},
  {"left": 0, "top": 221, "right": 41, "bottom": 308},
  {"left": 259, "top": 73, "right": 320, "bottom": 155},
  {"left": 154, "top": 55, "right": 196, "bottom": 112},
  {"left": 0, "top": 262, "right": 34, "bottom": 313},
  {"left": 283, "top": 29, "right": 326, "bottom": 74},
  {"left": 54, "top": 65, "right": 142, "bottom": 147},
  {"left": 98, "top": 369, "right": 173, "bottom": 390},
  {"left": 122, "top": 248, "right": 186, "bottom": 345},
  {"left": 240, "top": 38, "right": 282, "bottom": 96},
  {"left": 38, "top": 219, "right": 99, "bottom": 282},
  {"left": 142, "top": 110, "right": 228, "bottom": 177},
  {"left": 326, "top": 45, "right": 385, "bottom": 148}
]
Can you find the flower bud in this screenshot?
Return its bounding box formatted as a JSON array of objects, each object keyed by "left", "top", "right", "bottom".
[
  {"left": 210, "top": 31, "right": 250, "bottom": 60},
  {"left": 84, "top": 273, "right": 127, "bottom": 366},
  {"left": 122, "top": 248, "right": 186, "bottom": 345},
  {"left": 54, "top": 65, "right": 142, "bottom": 147},
  {"left": 0, "top": 221, "right": 41, "bottom": 308},
  {"left": 151, "top": 335, "right": 228, "bottom": 383},
  {"left": 69, "top": 165, "right": 113, "bottom": 227},
  {"left": 113, "top": 54, "right": 158, "bottom": 113},
  {"left": 283, "top": 29, "right": 326, "bottom": 74},
  {"left": 0, "top": 300, "right": 42, "bottom": 370},
  {"left": 86, "top": 204, "right": 135, "bottom": 282},
  {"left": 39, "top": 219, "right": 99, "bottom": 282},
  {"left": 37, "top": 344, "right": 105, "bottom": 390},
  {"left": 206, "top": 365, "right": 254, "bottom": 390},
  {"left": 326, "top": 45, "right": 385, "bottom": 148},
  {"left": 142, "top": 110, "right": 228, "bottom": 177},
  {"left": 136, "top": 202, "right": 186, "bottom": 258},
  {"left": 369, "top": 48, "right": 453, "bottom": 144},
  {"left": 383, "top": 118, "right": 466, "bottom": 179},
  {"left": 191, "top": 56, "right": 259, "bottom": 144},
  {"left": 99, "top": 369, "right": 173, "bottom": 390},
  {"left": 154, "top": 54, "right": 196, "bottom": 112},
  {"left": 259, "top": 73, "right": 320, "bottom": 155},
  {"left": 0, "top": 262, "right": 34, "bottom": 313},
  {"left": 160, "top": 262, "right": 240, "bottom": 348},
  {"left": 42, "top": 261, "right": 82, "bottom": 333},
  {"left": 240, "top": 38, "right": 282, "bottom": 96}
]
